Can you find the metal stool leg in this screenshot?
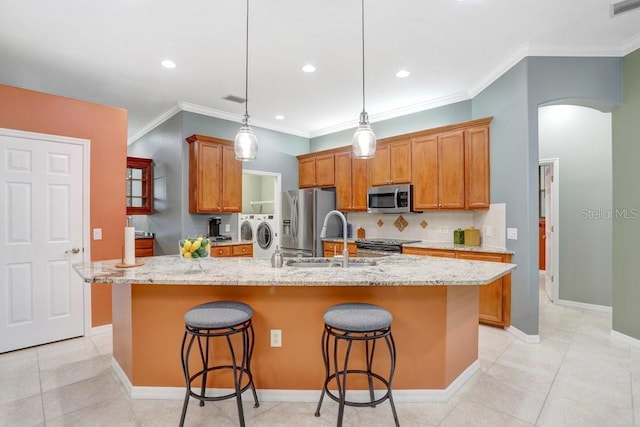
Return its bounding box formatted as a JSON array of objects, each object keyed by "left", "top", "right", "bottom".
[
  {"left": 179, "top": 331, "right": 194, "bottom": 427},
  {"left": 315, "top": 327, "right": 330, "bottom": 417}
]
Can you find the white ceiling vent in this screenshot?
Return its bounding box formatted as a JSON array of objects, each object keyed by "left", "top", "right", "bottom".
[
  {"left": 611, "top": 0, "right": 640, "bottom": 16},
  {"left": 223, "top": 94, "right": 246, "bottom": 104}
]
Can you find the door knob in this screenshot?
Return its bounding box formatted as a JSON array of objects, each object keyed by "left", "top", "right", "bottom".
[{"left": 65, "top": 247, "right": 80, "bottom": 254}]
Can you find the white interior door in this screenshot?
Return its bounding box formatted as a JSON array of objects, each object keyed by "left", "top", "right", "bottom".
[
  {"left": 544, "top": 163, "right": 555, "bottom": 300},
  {"left": 0, "top": 130, "right": 86, "bottom": 353}
]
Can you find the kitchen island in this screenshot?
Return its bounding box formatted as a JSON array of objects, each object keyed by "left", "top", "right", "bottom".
[{"left": 75, "top": 254, "right": 516, "bottom": 401}]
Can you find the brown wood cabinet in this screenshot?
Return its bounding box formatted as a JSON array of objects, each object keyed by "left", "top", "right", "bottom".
[
  {"left": 411, "top": 130, "right": 465, "bottom": 210},
  {"left": 465, "top": 126, "right": 491, "bottom": 209},
  {"left": 126, "top": 157, "right": 153, "bottom": 215},
  {"left": 211, "top": 243, "right": 253, "bottom": 257},
  {"left": 369, "top": 139, "right": 412, "bottom": 186},
  {"left": 335, "top": 150, "right": 368, "bottom": 211},
  {"left": 134, "top": 238, "right": 154, "bottom": 257},
  {"left": 298, "top": 153, "right": 335, "bottom": 188},
  {"left": 402, "top": 246, "right": 511, "bottom": 327},
  {"left": 186, "top": 135, "right": 242, "bottom": 213},
  {"left": 402, "top": 246, "right": 456, "bottom": 258},
  {"left": 323, "top": 241, "right": 357, "bottom": 257}
]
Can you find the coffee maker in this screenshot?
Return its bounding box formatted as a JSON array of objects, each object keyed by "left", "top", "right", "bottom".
[{"left": 208, "top": 217, "right": 231, "bottom": 241}]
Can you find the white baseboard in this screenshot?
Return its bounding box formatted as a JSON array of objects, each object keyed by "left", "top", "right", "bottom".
[
  {"left": 611, "top": 329, "right": 640, "bottom": 347},
  {"left": 506, "top": 325, "right": 540, "bottom": 344},
  {"left": 90, "top": 324, "right": 112, "bottom": 336},
  {"left": 555, "top": 298, "right": 612, "bottom": 313},
  {"left": 110, "top": 358, "right": 480, "bottom": 403}
]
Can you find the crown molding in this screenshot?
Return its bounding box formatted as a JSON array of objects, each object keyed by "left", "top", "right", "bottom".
[
  {"left": 127, "top": 105, "right": 182, "bottom": 145},
  {"left": 309, "top": 92, "right": 471, "bottom": 139}
]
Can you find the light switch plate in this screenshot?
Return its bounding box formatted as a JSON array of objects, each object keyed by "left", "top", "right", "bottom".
[
  {"left": 93, "top": 228, "right": 102, "bottom": 240},
  {"left": 507, "top": 228, "right": 518, "bottom": 240},
  {"left": 225, "top": 224, "right": 230, "bottom": 232}
]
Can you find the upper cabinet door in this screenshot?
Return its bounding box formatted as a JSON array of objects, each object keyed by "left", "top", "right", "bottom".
[
  {"left": 195, "top": 141, "right": 222, "bottom": 212},
  {"left": 221, "top": 144, "right": 242, "bottom": 212},
  {"left": 298, "top": 157, "right": 316, "bottom": 188},
  {"left": 438, "top": 130, "right": 465, "bottom": 209},
  {"left": 411, "top": 136, "right": 438, "bottom": 209},
  {"left": 369, "top": 144, "right": 391, "bottom": 186},
  {"left": 297, "top": 153, "right": 335, "bottom": 188},
  {"left": 465, "top": 126, "right": 490, "bottom": 209},
  {"left": 389, "top": 139, "right": 411, "bottom": 184}
]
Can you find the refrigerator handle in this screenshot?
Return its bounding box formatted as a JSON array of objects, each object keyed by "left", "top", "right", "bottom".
[{"left": 291, "top": 196, "right": 298, "bottom": 243}]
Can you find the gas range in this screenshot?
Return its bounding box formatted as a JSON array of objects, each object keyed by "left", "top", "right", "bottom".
[{"left": 355, "top": 238, "right": 420, "bottom": 253}]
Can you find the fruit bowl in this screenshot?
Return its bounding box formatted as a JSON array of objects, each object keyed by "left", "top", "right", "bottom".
[{"left": 179, "top": 237, "right": 211, "bottom": 260}]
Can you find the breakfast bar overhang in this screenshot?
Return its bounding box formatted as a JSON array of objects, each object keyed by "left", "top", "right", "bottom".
[{"left": 74, "top": 255, "right": 516, "bottom": 400}]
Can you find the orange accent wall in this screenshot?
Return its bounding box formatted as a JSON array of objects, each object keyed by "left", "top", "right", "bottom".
[{"left": 0, "top": 84, "right": 127, "bottom": 326}]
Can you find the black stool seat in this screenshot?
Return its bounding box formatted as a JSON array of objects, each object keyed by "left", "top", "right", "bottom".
[
  {"left": 180, "top": 300, "right": 259, "bottom": 427},
  {"left": 315, "top": 302, "right": 400, "bottom": 426}
]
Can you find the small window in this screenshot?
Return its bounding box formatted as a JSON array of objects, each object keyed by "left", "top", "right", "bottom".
[{"left": 126, "top": 157, "right": 153, "bottom": 215}]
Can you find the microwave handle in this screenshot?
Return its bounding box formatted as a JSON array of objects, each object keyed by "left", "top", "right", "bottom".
[{"left": 394, "top": 187, "right": 399, "bottom": 209}]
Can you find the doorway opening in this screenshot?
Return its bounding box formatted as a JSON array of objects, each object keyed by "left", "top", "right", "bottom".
[{"left": 538, "top": 158, "right": 559, "bottom": 302}]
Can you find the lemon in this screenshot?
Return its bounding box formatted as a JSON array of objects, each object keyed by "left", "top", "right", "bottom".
[
  {"left": 183, "top": 240, "right": 192, "bottom": 252},
  {"left": 183, "top": 252, "right": 192, "bottom": 258},
  {"left": 191, "top": 240, "right": 202, "bottom": 252}
]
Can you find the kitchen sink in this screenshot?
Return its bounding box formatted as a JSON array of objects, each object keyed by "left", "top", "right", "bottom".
[{"left": 285, "top": 258, "right": 378, "bottom": 268}]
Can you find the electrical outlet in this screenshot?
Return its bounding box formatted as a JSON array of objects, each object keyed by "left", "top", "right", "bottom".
[
  {"left": 225, "top": 224, "right": 230, "bottom": 232},
  {"left": 507, "top": 228, "right": 518, "bottom": 240},
  {"left": 270, "top": 329, "right": 282, "bottom": 347},
  {"left": 485, "top": 226, "right": 492, "bottom": 237},
  {"left": 93, "top": 228, "right": 102, "bottom": 240}
]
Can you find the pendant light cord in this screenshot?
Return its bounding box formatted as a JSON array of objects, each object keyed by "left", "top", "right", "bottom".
[
  {"left": 361, "top": 0, "right": 366, "bottom": 115},
  {"left": 244, "top": 0, "right": 250, "bottom": 117}
]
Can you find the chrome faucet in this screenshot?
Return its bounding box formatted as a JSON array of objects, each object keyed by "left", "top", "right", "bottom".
[{"left": 320, "top": 210, "right": 349, "bottom": 268}]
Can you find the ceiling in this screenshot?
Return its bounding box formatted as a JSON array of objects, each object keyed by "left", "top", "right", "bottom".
[{"left": 1, "top": 0, "right": 639, "bottom": 143}]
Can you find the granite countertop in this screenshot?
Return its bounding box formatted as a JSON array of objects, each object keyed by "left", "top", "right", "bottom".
[
  {"left": 321, "top": 238, "right": 514, "bottom": 255},
  {"left": 402, "top": 241, "right": 514, "bottom": 255},
  {"left": 73, "top": 254, "right": 516, "bottom": 287}
]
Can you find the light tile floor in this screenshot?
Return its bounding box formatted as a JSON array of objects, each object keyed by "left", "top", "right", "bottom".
[{"left": 1, "top": 282, "right": 639, "bottom": 426}]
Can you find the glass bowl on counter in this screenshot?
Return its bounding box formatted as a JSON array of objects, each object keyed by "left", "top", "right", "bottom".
[{"left": 179, "top": 237, "right": 211, "bottom": 260}]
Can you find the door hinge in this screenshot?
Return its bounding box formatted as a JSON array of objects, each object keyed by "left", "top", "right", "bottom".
[
  {"left": 551, "top": 225, "right": 554, "bottom": 232},
  {"left": 551, "top": 175, "right": 554, "bottom": 183},
  {"left": 551, "top": 275, "right": 554, "bottom": 282}
]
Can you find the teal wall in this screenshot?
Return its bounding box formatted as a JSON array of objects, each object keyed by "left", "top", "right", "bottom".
[{"left": 612, "top": 48, "right": 640, "bottom": 340}]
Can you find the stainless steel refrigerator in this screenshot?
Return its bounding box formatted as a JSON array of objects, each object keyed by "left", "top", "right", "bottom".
[{"left": 281, "top": 188, "right": 339, "bottom": 257}]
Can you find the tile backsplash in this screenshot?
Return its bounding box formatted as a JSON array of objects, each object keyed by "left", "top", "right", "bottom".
[{"left": 347, "top": 203, "right": 506, "bottom": 249}]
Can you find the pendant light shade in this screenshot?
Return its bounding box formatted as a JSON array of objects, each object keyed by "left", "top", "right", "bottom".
[
  {"left": 234, "top": 0, "right": 258, "bottom": 161},
  {"left": 352, "top": 0, "right": 376, "bottom": 159},
  {"left": 234, "top": 114, "right": 258, "bottom": 161},
  {"left": 352, "top": 112, "right": 376, "bottom": 159}
]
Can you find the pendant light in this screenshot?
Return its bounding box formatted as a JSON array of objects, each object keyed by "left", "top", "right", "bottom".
[
  {"left": 234, "top": 0, "right": 258, "bottom": 161},
  {"left": 352, "top": 0, "right": 376, "bottom": 159}
]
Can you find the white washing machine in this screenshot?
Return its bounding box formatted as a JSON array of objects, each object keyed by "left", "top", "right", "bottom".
[
  {"left": 238, "top": 214, "right": 255, "bottom": 245},
  {"left": 253, "top": 214, "right": 278, "bottom": 259}
]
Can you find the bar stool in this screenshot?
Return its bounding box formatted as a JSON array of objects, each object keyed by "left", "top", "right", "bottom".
[
  {"left": 314, "top": 302, "right": 399, "bottom": 426},
  {"left": 179, "top": 301, "right": 259, "bottom": 427}
]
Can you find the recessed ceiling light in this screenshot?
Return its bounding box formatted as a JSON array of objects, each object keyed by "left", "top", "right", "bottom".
[
  {"left": 275, "top": 115, "right": 285, "bottom": 120},
  {"left": 395, "top": 69, "right": 410, "bottom": 78},
  {"left": 302, "top": 64, "right": 316, "bottom": 73},
  {"left": 161, "top": 59, "right": 176, "bottom": 69}
]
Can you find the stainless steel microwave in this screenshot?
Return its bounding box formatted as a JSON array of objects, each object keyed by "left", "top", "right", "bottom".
[{"left": 367, "top": 184, "right": 417, "bottom": 214}]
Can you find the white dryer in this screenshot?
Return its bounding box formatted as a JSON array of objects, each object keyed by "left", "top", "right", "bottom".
[{"left": 253, "top": 214, "right": 278, "bottom": 259}]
